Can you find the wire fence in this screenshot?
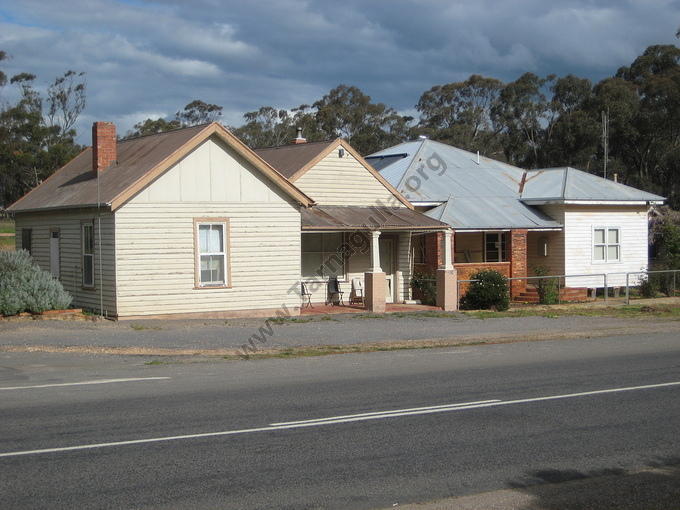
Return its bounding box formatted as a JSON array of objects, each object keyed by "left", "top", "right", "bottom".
[{"left": 450, "top": 269, "right": 680, "bottom": 307}]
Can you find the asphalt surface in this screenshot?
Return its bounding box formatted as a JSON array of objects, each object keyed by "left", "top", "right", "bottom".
[
  {"left": 1, "top": 332, "right": 679, "bottom": 509},
  {"left": 1, "top": 313, "right": 678, "bottom": 351}
]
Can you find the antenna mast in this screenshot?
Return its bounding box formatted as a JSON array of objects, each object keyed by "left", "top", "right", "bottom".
[{"left": 601, "top": 109, "right": 609, "bottom": 179}]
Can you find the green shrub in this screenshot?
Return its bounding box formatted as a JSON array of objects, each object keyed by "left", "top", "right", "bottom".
[
  {"left": 411, "top": 271, "right": 436, "bottom": 305},
  {"left": 0, "top": 250, "right": 72, "bottom": 316},
  {"left": 638, "top": 275, "right": 657, "bottom": 298},
  {"left": 534, "top": 266, "right": 559, "bottom": 305},
  {"left": 460, "top": 269, "right": 510, "bottom": 311}
]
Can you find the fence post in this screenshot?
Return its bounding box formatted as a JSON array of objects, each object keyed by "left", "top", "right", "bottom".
[
  {"left": 557, "top": 276, "right": 562, "bottom": 305},
  {"left": 674, "top": 271, "right": 677, "bottom": 297},
  {"left": 625, "top": 273, "right": 630, "bottom": 305},
  {"left": 603, "top": 274, "right": 608, "bottom": 303}
]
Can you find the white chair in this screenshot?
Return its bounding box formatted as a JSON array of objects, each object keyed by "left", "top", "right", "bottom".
[{"left": 350, "top": 278, "right": 364, "bottom": 305}]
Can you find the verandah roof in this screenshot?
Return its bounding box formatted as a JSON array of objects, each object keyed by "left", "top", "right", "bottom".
[{"left": 301, "top": 205, "right": 449, "bottom": 231}]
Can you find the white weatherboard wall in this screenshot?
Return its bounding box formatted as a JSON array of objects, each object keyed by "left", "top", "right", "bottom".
[
  {"left": 14, "top": 210, "right": 117, "bottom": 315},
  {"left": 115, "top": 137, "right": 301, "bottom": 317},
  {"left": 561, "top": 205, "right": 649, "bottom": 287},
  {"left": 295, "top": 149, "right": 405, "bottom": 207}
]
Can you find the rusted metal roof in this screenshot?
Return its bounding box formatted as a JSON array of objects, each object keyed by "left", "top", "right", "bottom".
[
  {"left": 8, "top": 123, "right": 314, "bottom": 213},
  {"left": 254, "top": 140, "right": 335, "bottom": 179},
  {"left": 8, "top": 125, "right": 210, "bottom": 212},
  {"left": 301, "top": 205, "right": 449, "bottom": 231}
]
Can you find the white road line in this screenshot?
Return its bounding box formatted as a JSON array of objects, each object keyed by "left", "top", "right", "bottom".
[
  {"left": 1, "top": 380, "right": 678, "bottom": 459},
  {"left": 270, "top": 400, "right": 502, "bottom": 426},
  {"left": 0, "top": 377, "right": 170, "bottom": 391}
]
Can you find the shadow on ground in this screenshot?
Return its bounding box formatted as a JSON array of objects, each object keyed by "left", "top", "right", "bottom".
[{"left": 507, "top": 456, "right": 680, "bottom": 510}]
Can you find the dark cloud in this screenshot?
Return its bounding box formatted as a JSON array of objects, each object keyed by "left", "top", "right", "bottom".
[{"left": 0, "top": 0, "right": 678, "bottom": 141}]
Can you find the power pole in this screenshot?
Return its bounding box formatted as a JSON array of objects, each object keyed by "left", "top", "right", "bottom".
[{"left": 601, "top": 109, "right": 609, "bottom": 179}]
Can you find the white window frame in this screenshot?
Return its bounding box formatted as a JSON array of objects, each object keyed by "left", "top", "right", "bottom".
[
  {"left": 194, "top": 218, "right": 230, "bottom": 289},
  {"left": 81, "top": 221, "right": 95, "bottom": 288},
  {"left": 301, "top": 233, "right": 347, "bottom": 281},
  {"left": 592, "top": 226, "right": 621, "bottom": 264}
]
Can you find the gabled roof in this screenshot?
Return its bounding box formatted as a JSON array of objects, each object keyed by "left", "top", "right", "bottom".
[
  {"left": 368, "top": 139, "right": 559, "bottom": 229},
  {"left": 8, "top": 123, "right": 314, "bottom": 213},
  {"left": 521, "top": 167, "right": 665, "bottom": 203},
  {"left": 256, "top": 138, "right": 414, "bottom": 209},
  {"left": 254, "top": 140, "right": 336, "bottom": 179}
]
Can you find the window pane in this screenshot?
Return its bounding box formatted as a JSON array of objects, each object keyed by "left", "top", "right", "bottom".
[
  {"left": 208, "top": 225, "right": 223, "bottom": 253},
  {"left": 302, "top": 233, "right": 323, "bottom": 252},
  {"left": 323, "top": 233, "right": 343, "bottom": 252},
  {"left": 607, "top": 245, "right": 619, "bottom": 261},
  {"left": 607, "top": 228, "right": 619, "bottom": 244},
  {"left": 594, "top": 229, "right": 605, "bottom": 244},
  {"left": 594, "top": 245, "right": 605, "bottom": 261},
  {"left": 322, "top": 253, "right": 344, "bottom": 277},
  {"left": 22, "top": 229, "right": 32, "bottom": 254},
  {"left": 302, "top": 253, "right": 323, "bottom": 278},
  {"left": 201, "top": 255, "right": 224, "bottom": 284},
  {"left": 83, "top": 254, "right": 94, "bottom": 286},
  {"left": 199, "top": 225, "right": 209, "bottom": 253},
  {"left": 83, "top": 225, "right": 94, "bottom": 255}
]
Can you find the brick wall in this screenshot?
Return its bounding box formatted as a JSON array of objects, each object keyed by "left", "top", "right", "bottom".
[{"left": 455, "top": 262, "right": 511, "bottom": 297}]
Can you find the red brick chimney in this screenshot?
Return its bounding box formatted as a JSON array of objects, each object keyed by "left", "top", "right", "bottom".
[
  {"left": 290, "top": 126, "right": 307, "bottom": 144},
  {"left": 92, "top": 122, "right": 117, "bottom": 172}
]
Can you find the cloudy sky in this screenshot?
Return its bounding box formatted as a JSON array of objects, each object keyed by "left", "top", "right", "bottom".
[{"left": 0, "top": 0, "right": 678, "bottom": 142}]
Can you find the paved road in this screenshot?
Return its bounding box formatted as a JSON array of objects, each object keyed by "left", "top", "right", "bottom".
[{"left": 1, "top": 332, "right": 679, "bottom": 509}]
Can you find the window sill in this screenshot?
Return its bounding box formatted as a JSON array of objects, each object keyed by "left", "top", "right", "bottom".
[{"left": 193, "top": 285, "right": 231, "bottom": 290}]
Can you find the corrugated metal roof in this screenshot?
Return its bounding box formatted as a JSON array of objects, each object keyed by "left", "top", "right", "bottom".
[
  {"left": 8, "top": 124, "right": 209, "bottom": 212},
  {"left": 254, "top": 140, "right": 335, "bottom": 179},
  {"left": 369, "top": 139, "right": 559, "bottom": 229},
  {"left": 522, "top": 167, "right": 666, "bottom": 202},
  {"left": 301, "top": 205, "right": 449, "bottom": 230},
  {"left": 370, "top": 139, "right": 665, "bottom": 230},
  {"left": 426, "top": 197, "right": 561, "bottom": 230}
]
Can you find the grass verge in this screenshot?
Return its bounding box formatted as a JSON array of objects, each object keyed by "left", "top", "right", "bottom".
[{"left": 463, "top": 304, "right": 680, "bottom": 320}]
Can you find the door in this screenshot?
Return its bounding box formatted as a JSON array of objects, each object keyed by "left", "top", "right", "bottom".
[
  {"left": 379, "top": 238, "right": 394, "bottom": 303},
  {"left": 50, "top": 230, "right": 60, "bottom": 278}
]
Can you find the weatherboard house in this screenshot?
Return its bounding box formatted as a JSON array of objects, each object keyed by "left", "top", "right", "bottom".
[
  {"left": 7, "top": 122, "right": 453, "bottom": 319},
  {"left": 366, "top": 139, "right": 665, "bottom": 299},
  {"left": 8, "top": 123, "right": 664, "bottom": 318}
]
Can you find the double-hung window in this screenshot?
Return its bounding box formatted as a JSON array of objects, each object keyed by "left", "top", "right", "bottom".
[
  {"left": 82, "top": 222, "right": 95, "bottom": 288},
  {"left": 196, "top": 220, "right": 229, "bottom": 287},
  {"left": 484, "top": 232, "right": 507, "bottom": 262},
  {"left": 301, "top": 233, "right": 345, "bottom": 280},
  {"left": 593, "top": 227, "right": 620, "bottom": 263}
]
